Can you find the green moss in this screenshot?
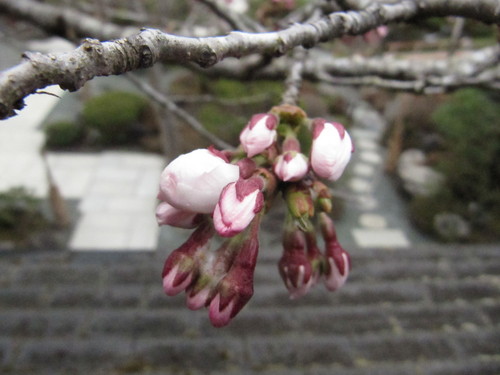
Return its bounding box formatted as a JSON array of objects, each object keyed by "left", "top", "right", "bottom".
[
  {"left": 44, "top": 120, "right": 84, "bottom": 149},
  {"left": 0, "top": 187, "right": 47, "bottom": 243},
  {"left": 197, "top": 103, "right": 246, "bottom": 145},
  {"left": 82, "top": 91, "right": 147, "bottom": 145}
]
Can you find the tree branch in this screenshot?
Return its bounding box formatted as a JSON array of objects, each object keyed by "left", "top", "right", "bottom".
[
  {"left": 0, "top": 0, "right": 135, "bottom": 41},
  {"left": 281, "top": 48, "right": 307, "bottom": 105},
  {"left": 0, "top": 0, "right": 499, "bottom": 119},
  {"left": 126, "top": 73, "right": 233, "bottom": 150}
]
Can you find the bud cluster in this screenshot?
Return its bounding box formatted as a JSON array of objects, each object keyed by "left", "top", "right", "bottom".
[{"left": 156, "top": 105, "right": 353, "bottom": 326}]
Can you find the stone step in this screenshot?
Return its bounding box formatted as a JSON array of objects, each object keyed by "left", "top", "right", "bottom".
[
  {"left": 5, "top": 250, "right": 500, "bottom": 290},
  {"left": 2, "top": 272, "right": 498, "bottom": 312},
  {"left": 3, "top": 328, "right": 498, "bottom": 374},
  {"left": 0, "top": 299, "right": 495, "bottom": 339}
]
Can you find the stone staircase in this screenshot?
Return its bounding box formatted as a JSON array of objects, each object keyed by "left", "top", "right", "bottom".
[{"left": 0, "top": 244, "right": 499, "bottom": 374}]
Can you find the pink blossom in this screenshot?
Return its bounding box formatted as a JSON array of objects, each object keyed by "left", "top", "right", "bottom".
[
  {"left": 155, "top": 201, "right": 202, "bottom": 229},
  {"left": 209, "top": 230, "right": 259, "bottom": 327},
  {"left": 323, "top": 241, "right": 351, "bottom": 291},
  {"left": 273, "top": 151, "right": 309, "bottom": 182},
  {"left": 186, "top": 283, "right": 213, "bottom": 310},
  {"left": 213, "top": 177, "right": 264, "bottom": 237},
  {"left": 279, "top": 230, "right": 315, "bottom": 299},
  {"left": 319, "top": 212, "right": 351, "bottom": 291},
  {"left": 159, "top": 148, "right": 239, "bottom": 214},
  {"left": 162, "top": 221, "right": 214, "bottom": 296},
  {"left": 185, "top": 239, "right": 239, "bottom": 310},
  {"left": 311, "top": 119, "right": 353, "bottom": 181},
  {"left": 239, "top": 113, "right": 278, "bottom": 157}
]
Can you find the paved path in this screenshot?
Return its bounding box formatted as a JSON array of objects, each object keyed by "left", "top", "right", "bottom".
[
  {"left": 322, "top": 86, "right": 432, "bottom": 249},
  {"left": 0, "top": 84, "right": 164, "bottom": 251},
  {"left": 48, "top": 152, "right": 163, "bottom": 251}
]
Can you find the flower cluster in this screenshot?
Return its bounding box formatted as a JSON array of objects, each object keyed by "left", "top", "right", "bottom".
[{"left": 156, "top": 105, "right": 353, "bottom": 327}]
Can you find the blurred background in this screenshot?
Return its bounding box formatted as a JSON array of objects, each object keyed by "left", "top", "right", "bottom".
[{"left": 0, "top": 1, "right": 499, "bottom": 374}]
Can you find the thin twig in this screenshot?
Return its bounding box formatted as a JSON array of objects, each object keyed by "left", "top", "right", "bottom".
[
  {"left": 126, "top": 73, "right": 233, "bottom": 151},
  {"left": 281, "top": 47, "right": 307, "bottom": 105}
]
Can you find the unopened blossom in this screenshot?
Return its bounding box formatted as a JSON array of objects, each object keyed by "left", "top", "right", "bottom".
[
  {"left": 310, "top": 119, "right": 353, "bottom": 181},
  {"left": 213, "top": 177, "right": 264, "bottom": 237},
  {"left": 162, "top": 221, "right": 214, "bottom": 296},
  {"left": 279, "top": 229, "right": 315, "bottom": 299},
  {"left": 159, "top": 148, "right": 239, "bottom": 214},
  {"left": 209, "top": 225, "right": 259, "bottom": 327},
  {"left": 185, "top": 239, "right": 240, "bottom": 310},
  {"left": 274, "top": 151, "right": 309, "bottom": 182},
  {"left": 239, "top": 113, "right": 278, "bottom": 157},
  {"left": 319, "top": 213, "right": 351, "bottom": 291},
  {"left": 324, "top": 240, "right": 350, "bottom": 291},
  {"left": 155, "top": 201, "right": 202, "bottom": 229}
]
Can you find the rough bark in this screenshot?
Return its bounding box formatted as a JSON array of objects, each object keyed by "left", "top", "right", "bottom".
[{"left": 0, "top": 0, "right": 499, "bottom": 119}]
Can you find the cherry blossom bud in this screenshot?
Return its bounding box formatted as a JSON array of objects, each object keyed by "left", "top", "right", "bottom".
[
  {"left": 311, "top": 119, "right": 353, "bottom": 181},
  {"left": 209, "top": 229, "right": 259, "bottom": 327},
  {"left": 162, "top": 221, "right": 214, "bottom": 296},
  {"left": 185, "top": 238, "right": 240, "bottom": 310},
  {"left": 213, "top": 177, "right": 264, "bottom": 237},
  {"left": 239, "top": 113, "right": 278, "bottom": 157},
  {"left": 324, "top": 240, "right": 350, "bottom": 291},
  {"left": 319, "top": 212, "right": 351, "bottom": 291},
  {"left": 159, "top": 148, "right": 239, "bottom": 214},
  {"left": 311, "top": 180, "right": 333, "bottom": 213},
  {"left": 186, "top": 276, "right": 213, "bottom": 310},
  {"left": 285, "top": 183, "right": 314, "bottom": 221},
  {"left": 155, "top": 202, "right": 202, "bottom": 229},
  {"left": 237, "top": 158, "right": 257, "bottom": 179},
  {"left": 279, "top": 230, "right": 315, "bottom": 299},
  {"left": 273, "top": 151, "right": 309, "bottom": 182}
]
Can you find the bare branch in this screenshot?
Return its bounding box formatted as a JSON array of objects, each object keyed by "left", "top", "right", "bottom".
[
  {"left": 281, "top": 48, "right": 307, "bottom": 105},
  {"left": 126, "top": 74, "right": 233, "bottom": 151},
  {"left": 1, "top": 0, "right": 499, "bottom": 119},
  {"left": 0, "top": 0, "right": 136, "bottom": 41}
]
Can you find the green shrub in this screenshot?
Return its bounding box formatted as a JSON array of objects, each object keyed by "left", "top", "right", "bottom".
[
  {"left": 0, "top": 187, "right": 47, "bottom": 241},
  {"left": 44, "top": 120, "right": 84, "bottom": 149},
  {"left": 410, "top": 88, "right": 500, "bottom": 241},
  {"left": 82, "top": 91, "right": 147, "bottom": 145},
  {"left": 432, "top": 89, "right": 500, "bottom": 203},
  {"left": 198, "top": 103, "right": 246, "bottom": 145}
]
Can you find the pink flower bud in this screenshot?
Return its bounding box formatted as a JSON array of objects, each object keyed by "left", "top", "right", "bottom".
[
  {"left": 324, "top": 240, "right": 351, "bottom": 291},
  {"left": 319, "top": 212, "right": 351, "bottom": 291},
  {"left": 311, "top": 119, "right": 353, "bottom": 181},
  {"left": 273, "top": 151, "right": 309, "bottom": 182},
  {"left": 209, "top": 231, "right": 259, "bottom": 327},
  {"left": 185, "top": 238, "right": 240, "bottom": 310},
  {"left": 239, "top": 114, "right": 278, "bottom": 157},
  {"left": 213, "top": 177, "right": 264, "bottom": 237},
  {"left": 279, "top": 230, "right": 315, "bottom": 299},
  {"left": 159, "top": 148, "right": 240, "bottom": 214},
  {"left": 186, "top": 281, "right": 213, "bottom": 310},
  {"left": 162, "top": 221, "right": 214, "bottom": 296},
  {"left": 155, "top": 202, "right": 202, "bottom": 229}
]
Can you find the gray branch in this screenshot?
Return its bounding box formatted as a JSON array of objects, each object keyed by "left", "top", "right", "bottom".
[
  {"left": 126, "top": 74, "right": 233, "bottom": 150},
  {"left": 0, "top": 0, "right": 499, "bottom": 119}
]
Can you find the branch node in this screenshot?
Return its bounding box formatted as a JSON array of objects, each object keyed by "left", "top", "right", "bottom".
[
  {"left": 139, "top": 45, "right": 154, "bottom": 68},
  {"left": 198, "top": 45, "right": 218, "bottom": 68}
]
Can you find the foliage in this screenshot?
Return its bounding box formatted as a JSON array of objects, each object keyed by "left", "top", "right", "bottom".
[
  {"left": 0, "top": 187, "right": 47, "bottom": 243},
  {"left": 81, "top": 91, "right": 148, "bottom": 145},
  {"left": 198, "top": 103, "right": 246, "bottom": 145},
  {"left": 410, "top": 88, "right": 500, "bottom": 241},
  {"left": 44, "top": 120, "right": 85, "bottom": 149}
]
